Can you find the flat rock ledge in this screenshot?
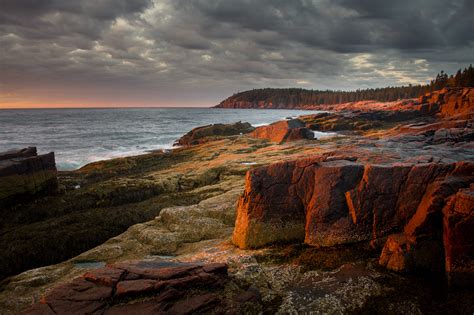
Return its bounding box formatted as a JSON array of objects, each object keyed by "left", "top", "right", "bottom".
[{"left": 22, "top": 261, "right": 261, "bottom": 315}]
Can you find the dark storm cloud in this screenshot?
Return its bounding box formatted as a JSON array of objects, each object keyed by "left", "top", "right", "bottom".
[
  {"left": 176, "top": 0, "right": 472, "bottom": 51},
  {"left": 0, "top": 0, "right": 473, "bottom": 107},
  {"left": 0, "top": 0, "right": 151, "bottom": 20}
]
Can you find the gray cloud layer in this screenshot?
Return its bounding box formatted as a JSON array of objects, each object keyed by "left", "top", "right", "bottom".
[{"left": 1, "top": 0, "right": 473, "bottom": 107}]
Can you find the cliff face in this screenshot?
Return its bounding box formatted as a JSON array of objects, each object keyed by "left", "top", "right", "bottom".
[
  {"left": 419, "top": 87, "right": 474, "bottom": 117},
  {"left": 0, "top": 147, "right": 57, "bottom": 208},
  {"left": 214, "top": 86, "right": 431, "bottom": 109},
  {"left": 233, "top": 159, "right": 472, "bottom": 247},
  {"left": 233, "top": 157, "right": 473, "bottom": 285}
]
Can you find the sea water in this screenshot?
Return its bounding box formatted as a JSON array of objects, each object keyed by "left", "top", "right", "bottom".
[{"left": 0, "top": 108, "right": 320, "bottom": 170}]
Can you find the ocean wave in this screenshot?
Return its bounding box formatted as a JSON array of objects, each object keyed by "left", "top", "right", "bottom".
[
  {"left": 57, "top": 143, "right": 175, "bottom": 170},
  {"left": 311, "top": 130, "right": 338, "bottom": 139},
  {"left": 1, "top": 108, "right": 319, "bottom": 171}
]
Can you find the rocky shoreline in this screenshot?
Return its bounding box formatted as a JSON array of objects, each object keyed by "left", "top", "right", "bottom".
[{"left": 0, "top": 87, "right": 473, "bottom": 314}]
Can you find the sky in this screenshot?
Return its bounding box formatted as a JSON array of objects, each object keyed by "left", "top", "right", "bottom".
[{"left": 1, "top": 0, "right": 473, "bottom": 108}]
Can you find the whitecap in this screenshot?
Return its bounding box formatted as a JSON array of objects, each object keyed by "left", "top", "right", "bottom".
[{"left": 311, "top": 130, "right": 338, "bottom": 139}]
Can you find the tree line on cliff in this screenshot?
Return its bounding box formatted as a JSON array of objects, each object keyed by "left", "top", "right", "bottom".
[
  {"left": 430, "top": 64, "right": 474, "bottom": 90},
  {"left": 218, "top": 65, "right": 474, "bottom": 107}
]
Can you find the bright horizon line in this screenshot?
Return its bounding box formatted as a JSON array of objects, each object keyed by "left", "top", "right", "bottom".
[{"left": 0, "top": 106, "right": 216, "bottom": 110}]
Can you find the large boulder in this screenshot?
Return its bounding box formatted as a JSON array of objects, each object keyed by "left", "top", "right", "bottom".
[
  {"left": 0, "top": 147, "right": 58, "bottom": 208},
  {"left": 249, "top": 119, "right": 314, "bottom": 143},
  {"left": 175, "top": 121, "right": 254, "bottom": 146}
]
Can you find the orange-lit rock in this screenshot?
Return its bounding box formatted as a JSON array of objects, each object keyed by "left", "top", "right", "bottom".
[
  {"left": 233, "top": 158, "right": 473, "bottom": 251},
  {"left": 418, "top": 87, "right": 474, "bottom": 117},
  {"left": 249, "top": 119, "right": 313, "bottom": 143},
  {"left": 379, "top": 163, "right": 474, "bottom": 276}
]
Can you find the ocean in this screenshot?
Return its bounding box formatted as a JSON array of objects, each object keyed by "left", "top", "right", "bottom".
[{"left": 0, "top": 108, "right": 319, "bottom": 170}]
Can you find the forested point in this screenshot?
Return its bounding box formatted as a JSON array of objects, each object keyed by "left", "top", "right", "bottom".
[{"left": 218, "top": 65, "right": 474, "bottom": 106}]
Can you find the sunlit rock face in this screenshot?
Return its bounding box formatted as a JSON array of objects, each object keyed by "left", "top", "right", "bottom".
[
  {"left": 248, "top": 119, "right": 314, "bottom": 143},
  {"left": 233, "top": 156, "right": 473, "bottom": 284},
  {"left": 419, "top": 87, "right": 474, "bottom": 118},
  {"left": 233, "top": 158, "right": 468, "bottom": 249},
  {"left": 0, "top": 147, "right": 57, "bottom": 208}
]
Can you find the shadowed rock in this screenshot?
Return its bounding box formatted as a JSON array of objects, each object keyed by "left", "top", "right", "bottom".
[
  {"left": 0, "top": 147, "right": 58, "bottom": 208},
  {"left": 443, "top": 185, "right": 474, "bottom": 287},
  {"left": 22, "top": 261, "right": 260, "bottom": 314},
  {"left": 175, "top": 121, "right": 254, "bottom": 146}
]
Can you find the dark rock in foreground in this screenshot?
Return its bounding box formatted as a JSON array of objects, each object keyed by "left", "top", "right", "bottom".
[
  {"left": 0, "top": 147, "right": 58, "bottom": 208},
  {"left": 175, "top": 121, "right": 254, "bottom": 146},
  {"left": 22, "top": 261, "right": 261, "bottom": 315}
]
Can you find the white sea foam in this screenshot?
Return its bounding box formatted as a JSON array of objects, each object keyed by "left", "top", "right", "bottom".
[{"left": 311, "top": 130, "right": 338, "bottom": 139}]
